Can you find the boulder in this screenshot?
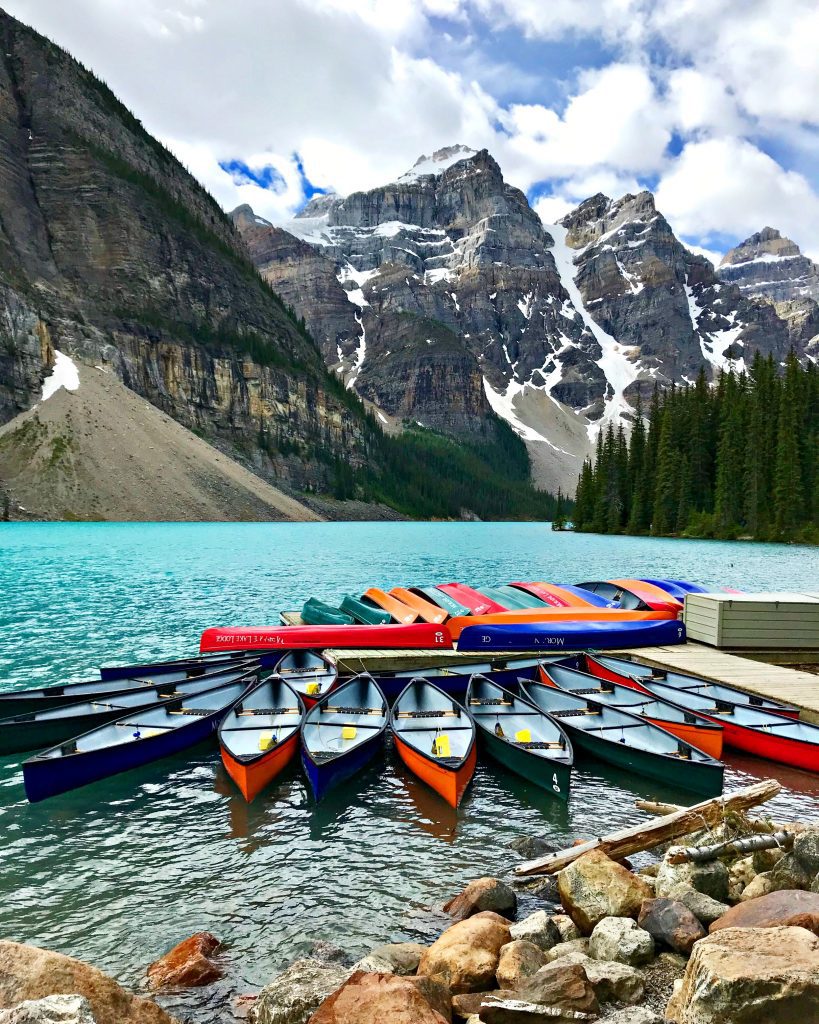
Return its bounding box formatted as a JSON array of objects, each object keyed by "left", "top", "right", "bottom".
[
  {"left": 727, "top": 857, "right": 756, "bottom": 902},
  {"left": 550, "top": 917, "right": 582, "bottom": 943},
  {"left": 418, "top": 912, "right": 511, "bottom": 994},
  {"left": 451, "top": 992, "right": 516, "bottom": 1019},
  {"left": 543, "top": 940, "right": 589, "bottom": 963},
  {"left": 507, "top": 837, "right": 555, "bottom": 861},
  {"left": 769, "top": 852, "right": 814, "bottom": 892},
  {"left": 0, "top": 996, "right": 95, "bottom": 1024},
  {"left": 0, "top": 943, "right": 177, "bottom": 1024},
  {"left": 307, "top": 971, "right": 447, "bottom": 1024},
  {"left": 665, "top": 926, "right": 819, "bottom": 1023},
  {"left": 752, "top": 847, "right": 784, "bottom": 874},
  {"left": 793, "top": 827, "right": 819, "bottom": 876},
  {"left": 709, "top": 889, "right": 819, "bottom": 937},
  {"left": 407, "top": 976, "right": 452, "bottom": 1023},
  {"left": 146, "top": 932, "right": 222, "bottom": 989},
  {"left": 478, "top": 998, "right": 597, "bottom": 1023},
  {"left": 580, "top": 961, "right": 644, "bottom": 1005},
  {"left": 637, "top": 899, "right": 706, "bottom": 955},
  {"left": 509, "top": 913, "right": 560, "bottom": 952},
  {"left": 305, "top": 943, "right": 350, "bottom": 966},
  {"left": 444, "top": 879, "right": 517, "bottom": 922},
  {"left": 557, "top": 851, "right": 653, "bottom": 933},
  {"left": 655, "top": 853, "right": 729, "bottom": 902},
  {"left": 588, "top": 917, "right": 654, "bottom": 966},
  {"left": 495, "top": 943, "right": 544, "bottom": 990},
  {"left": 249, "top": 959, "right": 351, "bottom": 1024},
  {"left": 673, "top": 890, "right": 730, "bottom": 927},
  {"left": 351, "top": 943, "right": 426, "bottom": 976},
  {"left": 515, "top": 963, "right": 599, "bottom": 1016},
  {"left": 738, "top": 872, "right": 774, "bottom": 902}
]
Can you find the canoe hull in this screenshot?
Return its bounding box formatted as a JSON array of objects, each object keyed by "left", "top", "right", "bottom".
[
  {"left": 394, "top": 735, "right": 477, "bottom": 808},
  {"left": 641, "top": 715, "right": 723, "bottom": 760},
  {"left": 477, "top": 728, "right": 571, "bottom": 801},
  {"left": 301, "top": 730, "right": 384, "bottom": 802},
  {"left": 23, "top": 712, "right": 224, "bottom": 803},
  {"left": 221, "top": 731, "right": 300, "bottom": 802},
  {"left": 457, "top": 619, "right": 686, "bottom": 651},
  {"left": 0, "top": 707, "right": 129, "bottom": 756},
  {"left": 200, "top": 624, "right": 453, "bottom": 652}
]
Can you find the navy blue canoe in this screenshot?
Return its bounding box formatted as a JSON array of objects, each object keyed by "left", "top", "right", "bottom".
[
  {"left": 23, "top": 675, "right": 257, "bottom": 803},
  {"left": 0, "top": 664, "right": 261, "bottom": 756},
  {"left": 301, "top": 674, "right": 388, "bottom": 801},
  {"left": 457, "top": 619, "right": 686, "bottom": 653},
  {"left": 99, "top": 650, "right": 252, "bottom": 682}
]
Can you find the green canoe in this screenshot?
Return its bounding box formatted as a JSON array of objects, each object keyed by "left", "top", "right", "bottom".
[
  {"left": 340, "top": 594, "right": 392, "bottom": 625},
  {"left": 301, "top": 597, "right": 354, "bottom": 626}
]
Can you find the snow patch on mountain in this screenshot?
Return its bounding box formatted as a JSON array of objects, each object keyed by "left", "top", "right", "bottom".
[
  {"left": 483, "top": 378, "right": 573, "bottom": 454},
  {"left": 41, "top": 351, "right": 80, "bottom": 402},
  {"left": 396, "top": 145, "right": 477, "bottom": 183}
]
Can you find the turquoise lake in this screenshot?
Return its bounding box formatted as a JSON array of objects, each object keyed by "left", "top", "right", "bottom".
[{"left": 1, "top": 522, "right": 818, "bottom": 1022}]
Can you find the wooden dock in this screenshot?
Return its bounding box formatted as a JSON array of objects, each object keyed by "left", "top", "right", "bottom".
[{"left": 619, "top": 644, "right": 819, "bottom": 724}]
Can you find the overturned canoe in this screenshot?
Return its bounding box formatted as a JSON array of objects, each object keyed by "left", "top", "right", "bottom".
[
  {"left": 0, "top": 658, "right": 259, "bottom": 718},
  {"left": 585, "top": 654, "right": 800, "bottom": 719},
  {"left": 301, "top": 675, "right": 388, "bottom": 801},
  {"left": 219, "top": 677, "right": 304, "bottom": 802},
  {"left": 361, "top": 588, "right": 419, "bottom": 624},
  {"left": 391, "top": 679, "right": 476, "bottom": 807},
  {"left": 466, "top": 674, "right": 572, "bottom": 800},
  {"left": 0, "top": 663, "right": 261, "bottom": 756},
  {"left": 576, "top": 580, "right": 683, "bottom": 613},
  {"left": 23, "top": 675, "right": 255, "bottom": 803},
  {"left": 457, "top": 619, "right": 686, "bottom": 651},
  {"left": 520, "top": 680, "right": 724, "bottom": 796},
  {"left": 539, "top": 662, "right": 724, "bottom": 760},
  {"left": 301, "top": 598, "right": 354, "bottom": 626},
  {"left": 436, "top": 583, "right": 507, "bottom": 615},
  {"left": 410, "top": 587, "right": 472, "bottom": 617},
  {"left": 200, "top": 624, "right": 454, "bottom": 652},
  {"left": 340, "top": 595, "right": 392, "bottom": 625},
  {"left": 272, "top": 650, "right": 338, "bottom": 708},
  {"left": 389, "top": 588, "right": 449, "bottom": 624}
]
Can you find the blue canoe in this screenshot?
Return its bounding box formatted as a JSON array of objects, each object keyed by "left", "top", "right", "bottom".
[
  {"left": 301, "top": 675, "right": 388, "bottom": 801},
  {"left": 23, "top": 675, "right": 256, "bottom": 803},
  {"left": 457, "top": 619, "right": 686, "bottom": 653},
  {"left": 555, "top": 585, "right": 619, "bottom": 608},
  {"left": 99, "top": 650, "right": 252, "bottom": 682},
  {"left": 640, "top": 579, "right": 709, "bottom": 599}
]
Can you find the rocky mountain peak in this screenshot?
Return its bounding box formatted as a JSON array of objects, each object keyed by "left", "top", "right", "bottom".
[
  {"left": 560, "top": 190, "right": 658, "bottom": 250},
  {"left": 396, "top": 144, "right": 477, "bottom": 183},
  {"left": 720, "top": 227, "right": 801, "bottom": 266},
  {"left": 230, "top": 203, "right": 272, "bottom": 230},
  {"left": 717, "top": 226, "right": 819, "bottom": 303}
]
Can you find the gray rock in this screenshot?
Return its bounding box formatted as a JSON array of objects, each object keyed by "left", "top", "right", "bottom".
[
  {"left": 728, "top": 856, "right": 756, "bottom": 901},
  {"left": 551, "top": 915, "right": 582, "bottom": 943},
  {"left": 581, "top": 960, "right": 645, "bottom": 1005},
  {"left": 769, "top": 852, "right": 815, "bottom": 892},
  {"left": 543, "top": 939, "right": 590, "bottom": 963},
  {"left": 588, "top": 917, "right": 654, "bottom": 966},
  {"left": 510, "top": 911, "right": 561, "bottom": 951},
  {"left": 444, "top": 877, "right": 517, "bottom": 921},
  {"left": 637, "top": 899, "right": 706, "bottom": 956},
  {"left": 508, "top": 837, "right": 556, "bottom": 861},
  {"left": 603, "top": 1009, "right": 662, "bottom": 1024},
  {"left": 351, "top": 942, "right": 426, "bottom": 975},
  {"left": 656, "top": 851, "right": 730, "bottom": 902},
  {"left": 674, "top": 889, "right": 730, "bottom": 927},
  {"left": 739, "top": 872, "right": 775, "bottom": 902},
  {"left": 793, "top": 828, "right": 819, "bottom": 877},
  {"left": 0, "top": 997, "right": 95, "bottom": 1024},
  {"left": 306, "top": 941, "right": 351, "bottom": 965},
  {"left": 249, "top": 958, "right": 351, "bottom": 1024},
  {"left": 718, "top": 227, "right": 819, "bottom": 303},
  {"left": 496, "top": 940, "right": 545, "bottom": 989}
]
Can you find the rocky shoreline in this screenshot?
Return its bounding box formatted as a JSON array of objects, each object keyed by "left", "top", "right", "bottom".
[{"left": 3, "top": 814, "right": 819, "bottom": 1024}]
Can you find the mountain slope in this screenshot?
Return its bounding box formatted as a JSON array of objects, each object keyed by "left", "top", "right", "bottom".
[{"left": 0, "top": 358, "right": 322, "bottom": 521}]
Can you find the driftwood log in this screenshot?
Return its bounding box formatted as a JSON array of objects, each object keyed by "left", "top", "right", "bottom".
[
  {"left": 514, "top": 780, "right": 781, "bottom": 876},
  {"left": 666, "top": 831, "right": 794, "bottom": 864}
]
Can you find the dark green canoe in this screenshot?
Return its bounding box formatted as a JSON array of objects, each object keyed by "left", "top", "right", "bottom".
[
  {"left": 520, "top": 681, "right": 724, "bottom": 796},
  {"left": 340, "top": 595, "right": 392, "bottom": 625},
  {"left": 466, "top": 675, "right": 572, "bottom": 801},
  {"left": 301, "top": 598, "right": 354, "bottom": 626}
]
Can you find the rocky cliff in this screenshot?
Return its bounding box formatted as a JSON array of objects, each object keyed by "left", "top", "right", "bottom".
[
  {"left": 718, "top": 227, "right": 819, "bottom": 303},
  {"left": 235, "top": 152, "right": 806, "bottom": 493},
  {"left": 0, "top": 10, "right": 371, "bottom": 495}
]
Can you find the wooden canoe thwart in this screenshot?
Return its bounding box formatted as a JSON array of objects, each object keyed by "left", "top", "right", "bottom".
[{"left": 390, "top": 678, "right": 477, "bottom": 807}]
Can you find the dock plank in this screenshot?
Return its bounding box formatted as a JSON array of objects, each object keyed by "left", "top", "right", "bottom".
[{"left": 612, "top": 643, "right": 819, "bottom": 723}]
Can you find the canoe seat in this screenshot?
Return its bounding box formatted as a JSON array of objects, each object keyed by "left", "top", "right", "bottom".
[
  {"left": 321, "top": 706, "right": 383, "bottom": 715},
  {"left": 312, "top": 750, "right": 340, "bottom": 761},
  {"left": 469, "top": 699, "right": 513, "bottom": 707},
  {"left": 515, "top": 740, "right": 566, "bottom": 750},
  {"left": 571, "top": 687, "right": 608, "bottom": 695},
  {"left": 168, "top": 707, "right": 212, "bottom": 716},
  {"left": 397, "top": 710, "right": 460, "bottom": 719},
  {"left": 238, "top": 707, "right": 299, "bottom": 716}
]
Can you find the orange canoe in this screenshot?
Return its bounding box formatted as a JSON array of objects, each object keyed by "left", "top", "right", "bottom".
[
  {"left": 218, "top": 677, "right": 304, "bottom": 802},
  {"left": 608, "top": 579, "right": 684, "bottom": 612},
  {"left": 362, "top": 588, "right": 419, "bottom": 624},
  {"left": 390, "top": 587, "right": 449, "bottom": 624},
  {"left": 391, "top": 678, "right": 477, "bottom": 808},
  {"left": 447, "top": 607, "right": 676, "bottom": 640},
  {"left": 538, "top": 662, "right": 723, "bottom": 760}
]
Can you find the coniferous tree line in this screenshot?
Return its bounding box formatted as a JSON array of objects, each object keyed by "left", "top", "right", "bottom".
[{"left": 573, "top": 353, "right": 819, "bottom": 543}]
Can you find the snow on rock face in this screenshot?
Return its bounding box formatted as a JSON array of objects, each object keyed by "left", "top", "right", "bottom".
[
  {"left": 396, "top": 145, "right": 477, "bottom": 183},
  {"left": 41, "top": 351, "right": 80, "bottom": 402}
]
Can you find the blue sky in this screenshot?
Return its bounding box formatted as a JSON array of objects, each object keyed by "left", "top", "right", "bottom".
[{"left": 6, "top": 0, "right": 819, "bottom": 261}]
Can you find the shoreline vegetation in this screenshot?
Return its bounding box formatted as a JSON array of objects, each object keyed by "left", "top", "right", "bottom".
[
  {"left": 572, "top": 355, "right": 819, "bottom": 546},
  {"left": 3, "top": 784, "right": 819, "bottom": 1023}
]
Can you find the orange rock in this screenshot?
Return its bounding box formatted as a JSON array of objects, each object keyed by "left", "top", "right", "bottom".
[
  {"left": 146, "top": 932, "right": 222, "bottom": 990},
  {"left": 307, "top": 971, "right": 448, "bottom": 1024},
  {"left": 418, "top": 912, "right": 512, "bottom": 994},
  {"left": 709, "top": 889, "right": 819, "bottom": 937}
]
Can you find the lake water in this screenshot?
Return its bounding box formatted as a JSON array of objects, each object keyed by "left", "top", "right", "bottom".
[{"left": 1, "top": 523, "right": 818, "bottom": 1022}]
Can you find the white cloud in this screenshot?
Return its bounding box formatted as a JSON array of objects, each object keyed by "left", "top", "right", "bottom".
[{"left": 655, "top": 137, "right": 819, "bottom": 262}]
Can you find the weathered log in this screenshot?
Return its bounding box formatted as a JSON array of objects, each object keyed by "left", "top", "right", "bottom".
[
  {"left": 667, "top": 830, "right": 794, "bottom": 864},
  {"left": 514, "top": 780, "right": 781, "bottom": 876},
  {"left": 635, "top": 799, "right": 684, "bottom": 815}
]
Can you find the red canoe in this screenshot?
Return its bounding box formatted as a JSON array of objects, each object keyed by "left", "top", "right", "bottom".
[
  {"left": 200, "top": 623, "right": 453, "bottom": 652},
  {"left": 436, "top": 583, "right": 507, "bottom": 615}
]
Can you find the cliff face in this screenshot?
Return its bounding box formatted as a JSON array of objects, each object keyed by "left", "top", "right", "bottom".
[
  {"left": 718, "top": 227, "right": 819, "bottom": 303},
  {"left": 0, "top": 11, "right": 370, "bottom": 492}
]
